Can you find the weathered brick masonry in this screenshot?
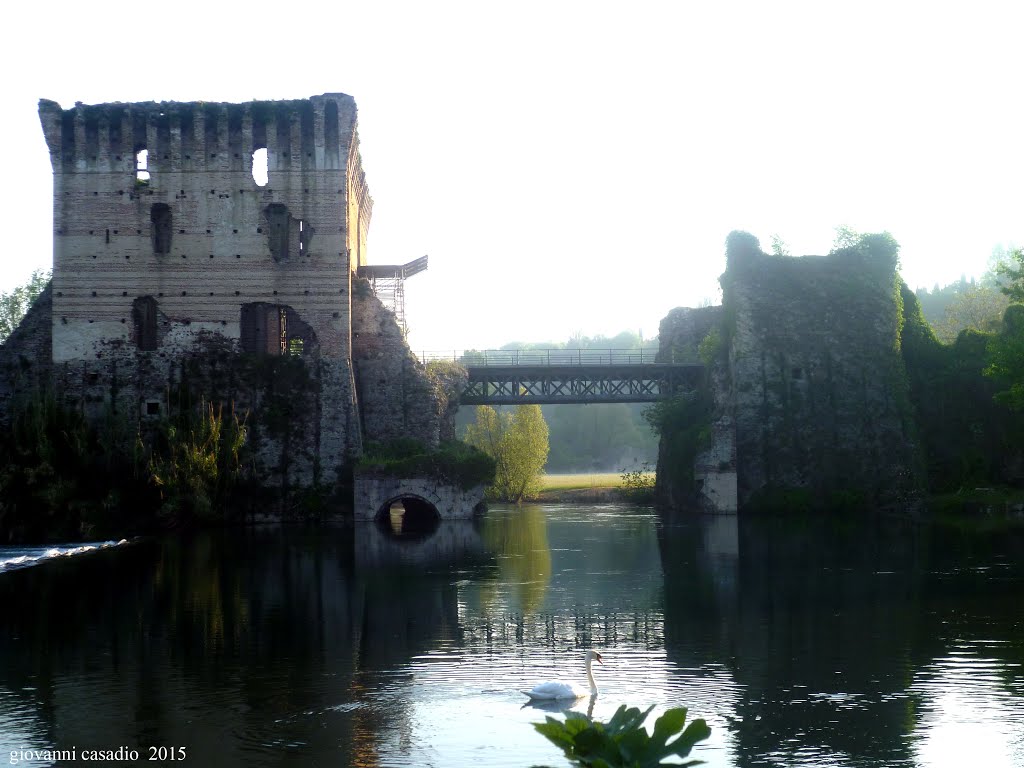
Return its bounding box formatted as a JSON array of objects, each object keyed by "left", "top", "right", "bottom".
[
  {"left": 9, "top": 93, "right": 444, "bottom": 492},
  {"left": 656, "top": 237, "right": 923, "bottom": 512}
]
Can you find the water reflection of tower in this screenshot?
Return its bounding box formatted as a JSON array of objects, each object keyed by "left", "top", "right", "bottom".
[
  {"left": 729, "top": 518, "right": 927, "bottom": 766},
  {"left": 354, "top": 518, "right": 488, "bottom": 570},
  {"left": 658, "top": 516, "right": 739, "bottom": 665}
]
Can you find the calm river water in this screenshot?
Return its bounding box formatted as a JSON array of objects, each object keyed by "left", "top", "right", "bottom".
[{"left": 1, "top": 505, "right": 1023, "bottom": 767}]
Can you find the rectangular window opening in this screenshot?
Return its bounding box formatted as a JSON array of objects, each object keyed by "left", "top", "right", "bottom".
[
  {"left": 136, "top": 148, "right": 150, "bottom": 185},
  {"left": 151, "top": 204, "right": 172, "bottom": 254},
  {"left": 133, "top": 296, "right": 159, "bottom": 351}
]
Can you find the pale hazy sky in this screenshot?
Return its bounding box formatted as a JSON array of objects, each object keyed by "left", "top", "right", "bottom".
[{"left": 2, "top": 0, "right": 1021, "bottom": 351}]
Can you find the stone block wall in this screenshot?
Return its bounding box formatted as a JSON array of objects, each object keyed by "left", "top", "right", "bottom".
[
  {"left": 723, "top": 242, "right": 922, "bottom": 508},
  {"left": 656, "top": 235, "right": 923, "bottom": 513},
  {"left": 656, "top": 305, "right": 737, "bottom": 513},
  {"left": 351, "top": 278, "right": 443, "bottom": 447}
]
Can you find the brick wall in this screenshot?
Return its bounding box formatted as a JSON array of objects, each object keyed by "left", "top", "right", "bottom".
[{"left": 34, "top": 95, "right": 372, "bottom": 486}]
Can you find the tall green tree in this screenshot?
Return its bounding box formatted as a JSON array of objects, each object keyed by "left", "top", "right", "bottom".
[
  {"left": 982, "top": 247, "right": 1024, "bottom": 409},
  {"left": 831, "top": 225, "right": 862, "bottom": 251},
  {"left": 0, "top": 270, "right": 50, "bottom": 343},
  {"left": 995, "top": 247, "right": 1024, "bottom": 303},
  {"left": 933, "top": 284, "right": 1009, "bottom": 342},
  {"left": 769, "top": 234, "right": 791, "bottom": 256},
  {"left": 464, "top": 404, "right": 549, "bottom": 502},
  {"left": 985, "top": 304, "right": 1024, "bottom": 411}
]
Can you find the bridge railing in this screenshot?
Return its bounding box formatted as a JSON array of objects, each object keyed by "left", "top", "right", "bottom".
[{"left": 418, "top": 349, "right": 662, "bottom": 366}]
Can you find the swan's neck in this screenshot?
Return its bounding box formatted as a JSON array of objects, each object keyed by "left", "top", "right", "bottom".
[{"left": 585, "top": 658, "right": 598, "bottom": 694}]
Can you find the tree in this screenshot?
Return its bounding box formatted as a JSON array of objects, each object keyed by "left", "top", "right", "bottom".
[
  {"left": 933, "top": 284, "right": 1010, "bottom": 342},
  {"left": 995, "top": 247, "right": 1024, "bottom": 303},
  {"left": 0, "top": 270, "right": 50, "bottom": 344},
  {"left": 464, "top": 404, "right": 549, "bottom": 501},
  {"left": 831, "top": 225, "right": 861, "bottom": 251},
  {"left": 985, "top": 304, "right": 1024, "bottom": 411},
  {"left": 769, "top": 234, "right": 791, "bottom": 257}
]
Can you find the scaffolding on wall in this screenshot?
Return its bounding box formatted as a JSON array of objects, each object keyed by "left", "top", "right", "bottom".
[{"left": 357, "top": 256, "right": 428, "bottom": 336}]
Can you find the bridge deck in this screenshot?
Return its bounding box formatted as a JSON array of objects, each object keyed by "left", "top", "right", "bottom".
[{"left": 460, "top": 363, "right": 704, "bottom": 405}]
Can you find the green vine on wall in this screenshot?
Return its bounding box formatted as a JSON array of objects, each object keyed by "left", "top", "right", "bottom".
[{"left": 645, "top": 389, "right": 713, "bottom": 496}]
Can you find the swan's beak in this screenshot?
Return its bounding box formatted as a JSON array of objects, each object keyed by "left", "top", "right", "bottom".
[{"left": 596, "top": 653, "right": 603, "bottom": 664}]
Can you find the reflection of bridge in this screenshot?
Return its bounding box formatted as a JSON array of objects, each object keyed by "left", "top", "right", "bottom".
[{"left": 419, "top": 349, "right": 704, "bottom": 405}]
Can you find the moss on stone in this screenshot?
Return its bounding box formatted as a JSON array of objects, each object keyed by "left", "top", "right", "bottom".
[{"left": 357, "top": 438, "right": 496, "bottom": 490}]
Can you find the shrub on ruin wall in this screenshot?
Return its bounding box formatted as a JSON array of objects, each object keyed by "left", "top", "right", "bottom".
[
  {"left": 0, "top": 390, "right": 154, "bottom": 542},
  {"left": 645, "top": 389, "right": 713, "bottom": 498},
  {"left": 425, "top": 359, "right": 469, "bottom": 442},
  {"left": 149, "top": 401, "right": 248, "bottom": 527},
  {"left": 0, "top": 386, "right": 252, "bottom": 542},
  {"left": 358, "top": 438, "right": 496, "bottom": 490}
]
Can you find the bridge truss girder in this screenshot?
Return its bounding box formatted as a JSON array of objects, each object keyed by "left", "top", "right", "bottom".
[{"left": 459, "top": 364, "right": 704, "bottom": 405}]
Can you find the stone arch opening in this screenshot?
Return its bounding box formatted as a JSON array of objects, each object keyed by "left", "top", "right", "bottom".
[{"left": 375, "top": 495, "right": 441, "bottom": 538}]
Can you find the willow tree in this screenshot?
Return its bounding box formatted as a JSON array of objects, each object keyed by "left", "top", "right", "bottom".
[{"left": 465, "top": 404, "right": 549, "bottom": 502}]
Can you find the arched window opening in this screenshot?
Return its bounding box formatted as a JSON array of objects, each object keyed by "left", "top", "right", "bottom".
[
  {"left": 135, "top": 148, "right": 150, "bottom": 185},
  {"left": 151, "top": 203, "right": 172, "bottom": 254},
  {"left": 252, "top": 147, "right": 268, "bottom": 187},
  {"left": 377, "top": 496, "right": 441, "bottom": 538}
]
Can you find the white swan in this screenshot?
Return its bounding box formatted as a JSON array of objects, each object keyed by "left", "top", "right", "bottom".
[{"left": 522, "top": 650, "right": 603, "bottom": 700}]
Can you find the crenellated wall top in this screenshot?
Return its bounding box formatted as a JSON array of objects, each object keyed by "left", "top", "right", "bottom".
[{"left": 38, "top": 93, "right": 359, "bottom": 175}]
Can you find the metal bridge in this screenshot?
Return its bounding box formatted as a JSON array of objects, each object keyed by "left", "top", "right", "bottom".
[{"left": 418, "top": 349, "right": 704, "bottom": 405}]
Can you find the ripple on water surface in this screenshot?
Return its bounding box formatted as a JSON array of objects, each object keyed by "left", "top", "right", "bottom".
[{"left": 0, "top": 540, "right": 128, "bottom": 573}]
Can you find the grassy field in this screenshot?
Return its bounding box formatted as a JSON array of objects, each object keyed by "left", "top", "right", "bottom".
[{"left": 540, "top": 472, "right": 655, "bottom": 491}]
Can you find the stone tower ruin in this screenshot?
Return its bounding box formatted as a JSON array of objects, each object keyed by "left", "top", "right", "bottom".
[{"left": 23, "top": 93, "right": 441, "bottom": 491}]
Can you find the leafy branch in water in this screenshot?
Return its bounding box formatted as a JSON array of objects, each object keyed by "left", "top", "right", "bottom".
[{"left": 532, "top": 704, "right": 710, "bottom": 767}]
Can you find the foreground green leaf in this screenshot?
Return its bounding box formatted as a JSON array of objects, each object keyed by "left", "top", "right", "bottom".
[{"left": 532, "top": 702, "right": 710, "bottom": 768}]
